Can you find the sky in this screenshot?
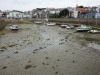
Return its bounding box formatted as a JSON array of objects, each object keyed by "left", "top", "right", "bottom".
[{"left": 0, "top": 0, "right": 100, "bottom": 11}]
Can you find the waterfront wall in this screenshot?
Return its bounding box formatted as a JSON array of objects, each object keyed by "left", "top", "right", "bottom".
[
  {"left": 49, "top": 18, "right": 100, "bottom": 27},
  {"left": 32, "top": 18, "right": 100, "bottom": 27}
]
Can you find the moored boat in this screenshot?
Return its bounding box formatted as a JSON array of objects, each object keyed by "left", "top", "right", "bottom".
[
  {"left": 76, "top": 25, "right": 91, "bottom": 32},
  {"left": 34, "top": 21, "right": 42, "bottom": 24},
  {"left": 88, "top": 30, "right": 100, "bottom": 33},
  {"left": 9, "top": 25, "right": 19, "bottom": 30},
  {"left": 47, "top": 22, "right": 56, "bottom": 26},
  {"left": 61, "top": 24, "right": 74, "bottom": 29},
  {"left": 60, "top": 25, "right": 68, "bottom": 28}
]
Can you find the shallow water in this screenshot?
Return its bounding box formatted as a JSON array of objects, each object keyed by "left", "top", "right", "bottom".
[{"left": 87, "top": 42, "right": 100, "bottom": 50}]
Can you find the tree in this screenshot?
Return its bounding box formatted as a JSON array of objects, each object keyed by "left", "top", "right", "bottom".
[
  {"left": 77, "top": 6, "right": 84, "bottom": 8},
  {"left": 2, "top": 13, "right": 7, "bottom": 17},
  {"left": 58, "top": 9, "right": 69, "bottom": 18},
  {"left": 49, "top": 13, "right": 59, "bottom": 18}
]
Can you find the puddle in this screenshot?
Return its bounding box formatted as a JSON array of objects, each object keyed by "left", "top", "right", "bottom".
[{"left": 87, "top": 42, "right": 100, "bottom": 50}]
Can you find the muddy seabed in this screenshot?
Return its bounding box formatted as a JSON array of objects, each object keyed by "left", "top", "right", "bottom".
[{"left": 0, "top": 24, "right": 100, "bottom": 75}]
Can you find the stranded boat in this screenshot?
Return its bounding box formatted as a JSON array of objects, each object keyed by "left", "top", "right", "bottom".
[
  {"left": 61, "top": 24, "right": 74, "bottom": 29},
  {"left": 34, "top": 21, "right": 42, "bottom": 24},
  {"left": 88, "top": 30, "right": 100, "bottom": 33},
  {"left": 9, "top": 24, "right": 19, "bottom": 30},
  {"left": 76, "top": 25, "right": 91, "bottom": 32},
  {"left": 60, "top": 25, "right": 68, "bottom": 28},
  {"left": 46, "top": 22, "right": 56, "bottom": 26}
]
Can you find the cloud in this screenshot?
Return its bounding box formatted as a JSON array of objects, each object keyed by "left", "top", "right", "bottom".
[
  {"left": 14, "top": 0, "right": 33, "bottom": 4},
  {"left": 0, "top": 0, "right": 100, "bottom": 11}
]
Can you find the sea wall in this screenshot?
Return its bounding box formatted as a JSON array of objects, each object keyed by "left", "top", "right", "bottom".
[{"left": 49, "top": 18, "right": 100, "bottom": 27}]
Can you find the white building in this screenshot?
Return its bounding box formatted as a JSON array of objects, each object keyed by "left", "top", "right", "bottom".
[
  {"left": 73, "top": 10, "right": 78, "bottom": 18},
  {"left": 95, "top": 13, "right": 100, "bottom": 18},
  {"left": 95, "top": 5, "right": 100, "bottom": 18},
  {"left": 7, "top": 10, "right": 31, "bottom": 19},
  {"left": 96, "top": 5, "right": 100, "bottom": 12},
  {"left": 7, "top": 11, "right": 23, "bottom": 19}
]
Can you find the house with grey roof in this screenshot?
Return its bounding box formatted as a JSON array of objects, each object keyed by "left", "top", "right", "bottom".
[
  {"left": 7, "top": 10, "right": 31, "bottom": 19},
  {"left": 95, "top": 5, "right": 100, "bottom": 18},
  {"left": 32, "top": 8, "right": 61, "bottom": 19}
]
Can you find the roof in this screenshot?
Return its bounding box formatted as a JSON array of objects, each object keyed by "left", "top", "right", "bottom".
[
  {"left": 10, "top": 10, "right": 23, "bottom": 13},
  {"left": 76, "top": 8, "right": 88, "bottom": 13}
]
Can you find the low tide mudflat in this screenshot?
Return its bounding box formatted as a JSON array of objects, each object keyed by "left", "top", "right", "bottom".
[{"left": 0, "top": 24, "right": 100, "bottom": 75}]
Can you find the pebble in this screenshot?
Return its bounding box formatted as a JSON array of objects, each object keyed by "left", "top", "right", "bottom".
[{"left": 2, "top": 66, "right": 7, "bottom": 69}]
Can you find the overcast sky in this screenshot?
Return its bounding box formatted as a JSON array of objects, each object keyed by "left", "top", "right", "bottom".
[{"left": 0, "top": 0, "right": 100, "bottom": 11}]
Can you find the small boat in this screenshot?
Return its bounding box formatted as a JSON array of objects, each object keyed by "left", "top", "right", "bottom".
[
  {"left": 47, "top": 22, "right": 56, "bottom": 26},
  {"left": 60, "top": 25, "right": 68, "bottom": 28},
  {"left": 61, "top": 24, "right": 74, "bottom": 29},
  {"left": 9, "top": 25, "right": 19, "bottom": 30},
  {"left": 66, "top": 24, "right": 74, "bottom": 29},
  {"left": 76, "top": 25, "right": 91, "bottom": 32},
  {"left": 34, "top": 21, "right": 42, "bottom": 24},
  {"left": 88, "top": 30, "right": 100, "bottom": 33}
]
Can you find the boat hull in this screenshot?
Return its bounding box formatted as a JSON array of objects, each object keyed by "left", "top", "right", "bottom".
[
  {"left": 88, "top": 30, "right": 100, "bottom": 33},
  {"left": 76, "top": 29, "right": 90, "bottom": 32},
  {"left": 47, "top": 23, "right": 56, "bottom": 26}
]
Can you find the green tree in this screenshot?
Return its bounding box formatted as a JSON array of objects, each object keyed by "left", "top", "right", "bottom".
[
  {"left": 77, "top": 6, "right": 84, "bottom": 8},
  {"left": 49, "top": 13, "right": 59, "bottom": 18},
  {"left": 58, "top": 9, "right": 69, "bottom": 18}
]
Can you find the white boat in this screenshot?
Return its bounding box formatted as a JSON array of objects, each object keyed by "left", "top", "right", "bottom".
[
  {"left": 60, "top": 25, "right": 68, "bottom": 28},
  {"left": 34, "top": 21, "right": 42, "bottom": 24},
  {"left": 76, "top": 25, "right": 91, "bottom": 32},
  {"left": 47, "top": 22, "right": 56, "bottom": 26},
  {"left": 88, "top": 30, "right": 100, "bottom": 33},
  {"left": 9, "top": 25, "right": 19, "bottom": 30},
  {"left": 61, "top": 24, "right": 74, "bottom": 29},
  {"left": 66, "top": 24, "right": 74, "bottom": 29}
]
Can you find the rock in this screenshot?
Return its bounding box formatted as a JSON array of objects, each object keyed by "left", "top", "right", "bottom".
[
  {"left": 2, "top": 66, "right": 7, "bottom": 69},
  {"left": 14, "top": 51, "right": 18, "bottom": 53},
  {"left": 8, "top": 45, "right": 13, "bottom": 47},
  {"left": 55, "top": 72, "right": 58, "bottom": 74},
  {"left": 73, "top": 60, "right": 75, "bottom": 63},
  {"left": 0, "top": 49, "right": 5, "bottom": 52},
  {"left": 33, "top": 66, "right": 37, "bottom": 68},
  {"left": 39, "top": 47, "right": 43, "bottom": 49},
  {"left": 59, "top": 42, "right": 64, "bottom": 45},
  {"left": 34, "top": 49, "right": 38, "bottom": 51},
  {"left": 33, "top": 52, "right": 36, "bottom": 53},
  {"left": 6, "top": 56, "right": 10, "bottom": 58},
  {"left": 61, "top": 39, "right": 64, "bottom": 41},
  {"left": 42, "top": 63, "right": 45, "bottom": 65},
  {"left": 25, "top": 65, "right": 32, "bottom": 69},
  {"left": 45, "top": 57, "right": 49, "bottom": 59},
  {"left": 28, "top": 61, "right": 31, "bottom": 63},
  {"left": 46, "top": 63, "right": 49, "bottom": 65},
  {"left": 44, "top": 47, "right": 46, "bottom": 48},
  {"left": 66, "top": 50, "right": 68, "bottom": 52},
  {"left": 59, "top": 33, "right": 61, "bottom": 34},
  {"left": 1, "top": 46, "right": 7, "bottom": 50},
  {"left": 46, "top": 38, "right": 50, "bottom": 40},
  {"left": 57, "top": 59, "right": 60, "bottom": 61}
]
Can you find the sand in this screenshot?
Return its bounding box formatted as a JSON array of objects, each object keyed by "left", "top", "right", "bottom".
[{"left": 0, "top": 24, "right": 100, "bottom": 75}]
